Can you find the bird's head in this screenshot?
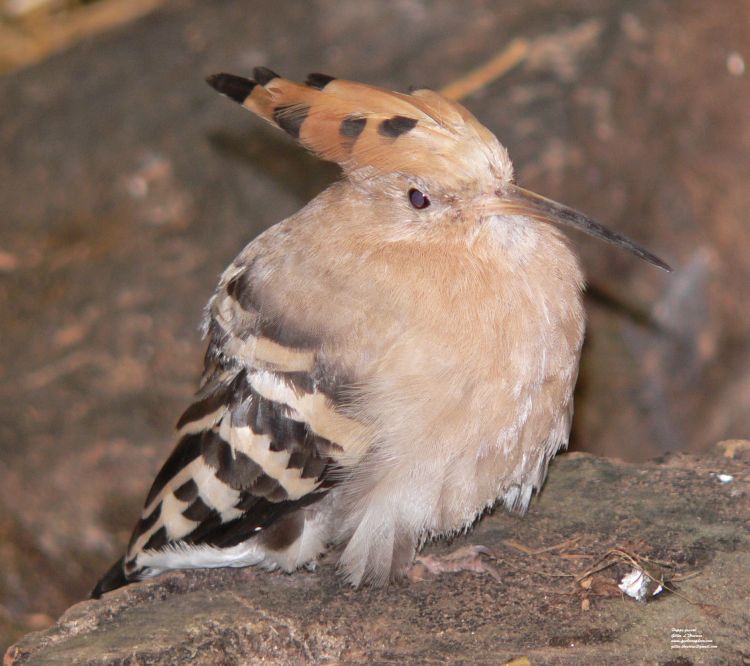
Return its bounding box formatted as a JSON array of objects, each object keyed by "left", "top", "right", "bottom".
[{"left": 207, "top": 68, "right": 669, "bottom": 271}]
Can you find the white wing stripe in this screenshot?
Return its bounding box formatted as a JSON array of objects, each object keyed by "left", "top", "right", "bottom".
[{"left": 249, "top": 369, "right": 367, "bottom": 451}]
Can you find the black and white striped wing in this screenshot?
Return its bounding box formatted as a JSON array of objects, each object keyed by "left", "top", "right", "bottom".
[{"left": 94, "top": 260, "right": 363, "bottom": 595}]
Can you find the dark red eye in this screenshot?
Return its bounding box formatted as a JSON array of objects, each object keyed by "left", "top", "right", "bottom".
[{"left": 408, "top": 188, "right": 430, "bottom": 210}]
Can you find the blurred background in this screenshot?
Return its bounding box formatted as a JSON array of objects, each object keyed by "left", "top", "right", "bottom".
[{"left": 1, "top": 0, "right": 748, "bottom": 650}]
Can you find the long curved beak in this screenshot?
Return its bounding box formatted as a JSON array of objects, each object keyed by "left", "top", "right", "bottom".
[{"left": 487, "top": 184, "right": 671, "bottom": 272}]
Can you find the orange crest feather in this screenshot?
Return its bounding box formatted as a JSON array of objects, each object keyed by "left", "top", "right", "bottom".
[{"left": 207, "top": 68, "right": 510, "bottom": 186}]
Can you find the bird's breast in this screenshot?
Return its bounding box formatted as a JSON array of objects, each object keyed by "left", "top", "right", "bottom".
[{"left": 335, "top": 232, "right": 585, "bottom": 526}]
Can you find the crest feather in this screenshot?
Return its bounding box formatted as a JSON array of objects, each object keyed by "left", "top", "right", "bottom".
[{"left": 207, "top": 69, "right": 508, "bottom": 183}]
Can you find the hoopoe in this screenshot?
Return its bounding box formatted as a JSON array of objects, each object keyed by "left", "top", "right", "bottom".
[{"left": 92, "top": 67, "right": 669, "bottom": 597}]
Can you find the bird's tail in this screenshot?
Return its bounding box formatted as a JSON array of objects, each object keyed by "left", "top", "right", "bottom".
[{"left": 91, "top": 556, "right": 129, "bottom": 598}]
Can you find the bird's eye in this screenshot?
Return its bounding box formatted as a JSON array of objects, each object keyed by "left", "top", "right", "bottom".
[{"left": 408, "top": 188, "right": 430, "bottom": 210}]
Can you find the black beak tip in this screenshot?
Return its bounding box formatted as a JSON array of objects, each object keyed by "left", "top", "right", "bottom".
[{"left": 644, "top": 252, "right": 673, "bottom": 273}]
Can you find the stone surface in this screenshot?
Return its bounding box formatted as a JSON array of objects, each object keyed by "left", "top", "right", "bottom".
[
  {"left": 1, "top": 0, "right": 749, "bottom": 653},
  {"left": 6, "top": 450, "right": 750, "bottom": 664}
]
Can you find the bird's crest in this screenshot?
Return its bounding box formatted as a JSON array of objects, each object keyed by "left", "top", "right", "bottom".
[{"left": 207, "top": 67, "right": 510, "bottom": 185}]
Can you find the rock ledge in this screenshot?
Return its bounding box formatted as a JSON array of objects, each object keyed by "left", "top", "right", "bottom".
[{"left": 6, "top": 450, "right": 749, "bottom": 665}]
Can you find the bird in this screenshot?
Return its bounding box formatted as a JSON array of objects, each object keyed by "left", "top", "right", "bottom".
[{"left": 92, "top": 66, "right": 669, "bottom": 598}]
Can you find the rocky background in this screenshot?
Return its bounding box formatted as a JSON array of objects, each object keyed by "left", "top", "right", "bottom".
[{"left": 1, "top": 0, "right": 749, "bottom": 658}]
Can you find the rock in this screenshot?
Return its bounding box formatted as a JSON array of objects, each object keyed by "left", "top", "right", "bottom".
[{"left": 6, "top": 452, "right": 749, "bottom": 664}]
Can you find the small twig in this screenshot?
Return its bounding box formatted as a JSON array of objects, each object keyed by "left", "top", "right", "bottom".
[
  {"left": 576, "top": 547, "right": 708, "bottom": 608},
  {"left": 576, "top": 547, "right": 637, "bottom": 583},
  {"left": 0, "top": 0, "right": 166, "bottom": 75},
  {"left": 671, "top": 571, "right": 701, "bottom": 582},
  {"left": 439, "top": 38, "right": 529, "bottom": 101},
  {"left": 503, "top": 536, "right": 580, "bottom": 556}
]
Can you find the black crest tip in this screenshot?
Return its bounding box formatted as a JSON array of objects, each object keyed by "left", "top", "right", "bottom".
[
  {"left": 305, "top": 72, "right": 337, "bottom": 90},
  {"left": 252, "top": 66, "right": 280, "bottom": 86},
  {"left": 206, "top": 73, "right": 256, "bottom": 104}
]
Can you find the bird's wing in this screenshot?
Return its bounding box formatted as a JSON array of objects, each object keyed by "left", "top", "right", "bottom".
[{"left": 119, "top": 254, "right": 367, "bottom": 582}]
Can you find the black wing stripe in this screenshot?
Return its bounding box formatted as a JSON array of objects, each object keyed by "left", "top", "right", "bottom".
[
  {"left": 143, "top": 526, "right": 168, "bottom": 552},
  {"left": 176, "top": 370, "right": 248, "bottom": 430},
  {"left": 275, "top": 367, "right": 351, "bottom": 403},
  {"left": 175, "top": 385, "right": 229, "bottom": 430},
  {"left": 183, "top": 492, "right": 327, "bottom": 549},
  {"left": 127, "top": 504, "right": 161, "bottom": 552},
  {"left": 143, "top": 433, "right": 203, "bottom": 508},
  {"left": 174, "top": 479, "right": 198, "bottom": 502},
  {"left": 201, "top": 430, "right": 265, "bottom": 490},
  {"left": 181, "top": 509, "right": 223, "bottom": 544},
  {"left": 301, "top": 455, "right": 328, "bottom": 479},
  {"left": 182, "top": 496, "right": 213, "bottom": 522},
  {"left": 244, "top": 473, "right": 281, "bottom": 500}
]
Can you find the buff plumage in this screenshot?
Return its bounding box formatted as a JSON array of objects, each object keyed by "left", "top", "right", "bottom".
[{"left": 92, "top": 67, "right": 668, "bottom": 597}]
